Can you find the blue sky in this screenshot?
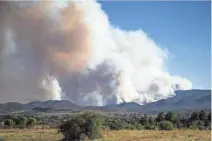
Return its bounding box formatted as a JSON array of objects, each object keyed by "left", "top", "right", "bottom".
[{"left": 100, "top": 1, "right": 211, "bottom": 89}]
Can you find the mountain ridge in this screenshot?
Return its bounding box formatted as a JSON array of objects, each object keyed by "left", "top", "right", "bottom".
[{"left": 0, "top": 89, "right": 210, "bottom": 113}]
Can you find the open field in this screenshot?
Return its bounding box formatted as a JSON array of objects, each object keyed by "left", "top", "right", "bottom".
[
  {"left": 0, "top": 129, "right": 211, "bottom": 141},
  {"left": 0, "top": 129, "right": 62, "bottom": 141}
]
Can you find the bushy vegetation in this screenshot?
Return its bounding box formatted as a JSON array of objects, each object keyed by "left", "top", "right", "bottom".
[
  {"left": 58, "top": 110, "right": 211, "bottom": 140},
  {"left": 59, "top": 112, "right": 103, "bottom": 141},
  {"left": 103, "top": 111, "right": 211, "bottom": 131},
  {"left": 4, "top": 119, "right": 13, "bottom": 128},
  {"left": 2, "top": 115, "right": 37, "bottom": 129},
  {"left": 0, "top": 110, "right": 210, "bottom": 140},
  {"left": 159, "top": 121, "right": 174, "bottom": 130},
  {"left": 26, "top": 117, "right": 37, "bottom": 127}
]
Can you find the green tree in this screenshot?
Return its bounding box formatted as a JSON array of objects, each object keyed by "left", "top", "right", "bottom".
[
  {"left": 148, "top": 117, "right": 155, "bottom": 125},
  {"left": 10, "top": 116, "right": 27, "bottom": 129},
  {"left": 4, "top": 119, "right": 13, "bottom": 128},
  {"left": 144, "top": 124, "right": 157, "bottom": 130},
  {"left": 199, "top": 110, "right": 206, "bottom": 120},
  {"left": 207, "top": 112, "right": 211, "bottom": 122},
  {"left": 165, "top": 111, "right": 177, "bottom": 122},
  {"left": 135, "top": 124, "right": 144, "bottom": 130},
  {"left": 59, "top": 112, "right": 103, "bottom": 141},
  {"left": 155, "top": 112, "right": 165, "bottom": 122},
  {"left": 139, "top": 114, "right": 149, "bottom": 125},
  {"left": 204, "top": 119, "right": 210, "bottom": 127},
  {"left": 190, "top": 111, "right": 199, "bottom": 121},
  {"left": 159, "top": 121, "right": 174, "bottom": 130},
  {"left": 26, "top": 117, "right": 37, "bottom": 127}
]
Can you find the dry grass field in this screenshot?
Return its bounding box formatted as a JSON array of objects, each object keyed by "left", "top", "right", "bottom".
[
  {"left": 102, "top": 130, "right": 211, "bottom": 141},
  {"left": 0, "top": 129, "right": 211, "bottom": 141},
  {"left": 0, "top": 129, "right": 62, "bottom": 141}
]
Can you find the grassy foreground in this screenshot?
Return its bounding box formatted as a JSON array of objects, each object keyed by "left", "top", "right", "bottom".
[{"left": 0, "top": 129, "right": 211, "bottom": 141}]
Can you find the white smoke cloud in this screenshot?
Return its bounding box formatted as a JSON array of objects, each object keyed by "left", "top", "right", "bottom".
[
  {"left": 42, "top": 75, "right": 62, "bottom": 100},
  {"left": 0, "top": 1, "right": 192, "bottom": 105}
]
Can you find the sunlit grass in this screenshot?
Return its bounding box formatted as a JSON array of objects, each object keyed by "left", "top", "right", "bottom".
[
  {"left": 98, "top": 129, "right": 211, "bottom": 141},
  {"left": 0, "top": 128, "right": 62, "bottom": 141},
  {"left": 0, "top": 129, "right": 211, "bottom": 141}
]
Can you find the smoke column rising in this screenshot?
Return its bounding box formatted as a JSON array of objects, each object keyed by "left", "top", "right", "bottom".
[{"left": 0, "top": 1, "right": 192, "bottom": 106}]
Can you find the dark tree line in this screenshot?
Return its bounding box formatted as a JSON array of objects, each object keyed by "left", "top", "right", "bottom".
[
  {"left": 0, "top": 110, "right": 211, "bottom": 140},
  {"left": 103, "top": 110, "right": 211, "bottom": 131},
  {"left": 1, "top": 115, "right": 37, "bottom": 129},
  {"left": 59, "top": 110, "right": 211, "bottom": 140}
]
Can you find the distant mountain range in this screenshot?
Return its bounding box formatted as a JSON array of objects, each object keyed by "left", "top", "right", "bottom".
[
  {"left": 139, "top": 89, "right": 211, "bottom": 112},
  {"left": 0, "top": 100, "right": 79, "bottom": 113},
  {"left": 0, "top": 89, "right": 211, "bottom": 114}
]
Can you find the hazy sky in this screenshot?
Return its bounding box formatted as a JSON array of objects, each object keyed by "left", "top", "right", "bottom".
[{"left": 100, "top": 1, "right": 211, "bottom": 89}]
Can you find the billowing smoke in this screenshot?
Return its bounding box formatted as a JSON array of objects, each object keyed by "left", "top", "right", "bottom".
[{"left": 0, "top": 1, "right": 192, "bottom": 105}]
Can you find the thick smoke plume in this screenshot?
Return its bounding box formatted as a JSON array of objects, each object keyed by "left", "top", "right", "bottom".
[{"left": 0, "top": 1, "right": 192, "bottom": 105}]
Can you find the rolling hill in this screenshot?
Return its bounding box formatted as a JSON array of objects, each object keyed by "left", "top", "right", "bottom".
[
  {"left": 0, "top": 89, "right": 210, "bottom": 113},
  {"left": 139, "top": 89, "right": 211, "bottom": 113},
  {"left": 86, "top": 89, "right": 211, "bottom": 112}
]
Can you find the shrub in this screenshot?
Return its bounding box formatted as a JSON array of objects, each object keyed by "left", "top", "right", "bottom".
[
  {"left": 139, "top": 115, "right": 149, "bottom": 125},
  {"left": 159, "top": 121, "right": 174, "bottom": 130},
  {"left": 175, "top": 120, "right": 185, "bottom": 129},
  {"left": 189, "top": 125, "right": 199, "bottom": 130},
  {"left": 190, "top": 111, "right": 200, "bottom": 121},
  {"left": 26, "top": 117, "right": 37, "bottom": 127},
  {"left": 123, "top": 124, "right": 137, "bottom": 130},
  {"left": 104, "top": 118, "right": 127, "bottom": 130},
  {"left": 148, "top": 117, "right": 155, "bottom": 125},
  {"left": 165, "top": 112, "right": 177, "bottom": 122},
  {"left": 199, "top": 110, "right": 206, "bottom": 120},
  {"left": 155, "top": 112, "right": 165, "bottom": 122},
  {"left": 198, "top": 125, "right": 205, "bottom": 130},
  {"left": 12, "top": 116, "right": 27, "bottom": 129},
  {"left": 59, "top": 112, "right": 103, "bottom": 141},
  {"left": 190, "top": 120, "right": 204, "bottom": 128},
  {"left": 136, "top": 124, "right": 144, "bottom": 130},
  {"left": 204, "top": 119, "right": 210, "bottom": 127},
  {"left": 144, "top": 124, "right": 157, "bottom": 130},
  {"left": 4, "top": 119, "right": 13, "bottom": 128},
  {"left": 207, "top": 113, "right": 211, "bottom": 122}
]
